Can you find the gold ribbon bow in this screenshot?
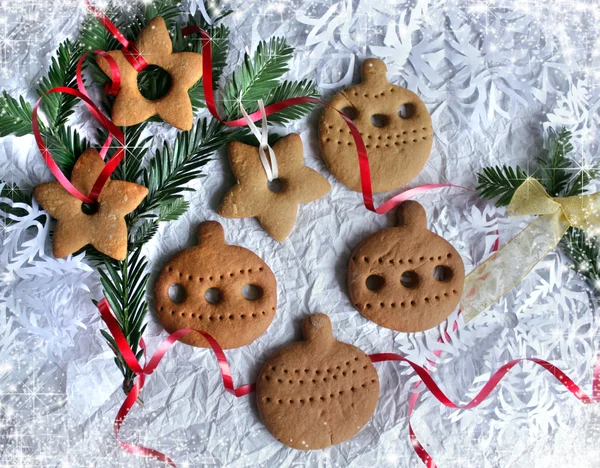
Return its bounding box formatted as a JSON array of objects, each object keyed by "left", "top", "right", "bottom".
[{"left": 462, "top": 177, "right": 600, "bottom": 322}]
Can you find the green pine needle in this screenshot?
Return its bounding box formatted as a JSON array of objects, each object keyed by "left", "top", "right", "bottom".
[
  {"left": 109, "top": 123, "right": 151, "bottom": 183},
  {"left": 36, "top": 40, "right": 82, "bottom": 128},
  {"left": 476, "top": 165, "right": 529, "bottom": 206},
  {"left": 0, "top": 182, "right": 31, "bottom": 225},
  {"left": 0, "top": 92, "right": 34, "bottom": 137},
  {"left": 561, "top": 227, "right": 600, "bottom": 295},
  {"left": 98, "top": 247, "right": 150, "bottom": 386},
  {"left": 79, "top": 4, "right": 122, "bottom": 52},
  {"left": 537, "top": 127, "right": 574, "bottom": 197},
  {"left": 131, "top": 119, "right": 227, "bottom": 221},
  {"left": 223, "top": 37, "right": 293, "bottom": 119},
  {"left": 41, "top": 126, "right": 89, "bottom": 178},
  {"left": 476, "top": 127, "right": 600, "bottom": 295},
  {"left": 566, "top": 162, "right": 600, "bottom": 197},
  {"left": 263, "top": 79, "right": 319, "bottom": 124}
]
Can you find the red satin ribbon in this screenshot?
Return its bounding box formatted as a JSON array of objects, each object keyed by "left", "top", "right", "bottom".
[
  {"left": 97, "top": 298, "right": 254, "bottom": 466},
  {"left": 85, "top": 0, "right": 148, "bottom": 72},
  {"left": 98, "top": 295, "right": 600, "bottom": 467},
  {"left": 32, "top": 84, "right": 125, "bottom": 203},
  {"left": 83, "top": 7, "right": 600, "bottom": 468}
]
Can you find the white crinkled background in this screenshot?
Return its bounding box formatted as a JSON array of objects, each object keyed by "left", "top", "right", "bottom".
[{"left": 1, "top": 0, "right": 600, "bottom": 466}]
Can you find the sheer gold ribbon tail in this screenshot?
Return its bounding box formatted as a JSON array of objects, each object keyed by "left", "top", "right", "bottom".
[{"left": 462, "top": 178, "right": 600, "bottom": 323}]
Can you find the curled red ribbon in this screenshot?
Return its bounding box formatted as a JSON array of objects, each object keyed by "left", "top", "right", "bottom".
[
  {"left": 76, "top": 6, "right": 600, "bottom": 468},
  {"left": 85, "top": 0, "right": 148, "bottom": 72},
  {"left": 97, "top": 298, "right": 254, "bottom": 466},
  {"left": 31, "top": 84, "right": 125, "bottom": 203},
  {"left": 98, "top": 296, "right": 600, "bottom": 467}
]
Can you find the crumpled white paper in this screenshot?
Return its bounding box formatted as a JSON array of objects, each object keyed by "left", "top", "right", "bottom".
[{"left": 1, "top": 0, "right": 599, "bottom": 467}]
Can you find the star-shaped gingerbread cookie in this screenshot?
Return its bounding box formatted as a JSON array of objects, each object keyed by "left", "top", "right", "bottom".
[
  {"left": 96, "top": 16, "right": 203, "bottom": 130},
  {"left": 33, "top": 149, "right": 148, "bottom": 260},
  {"left": 218, "top": 134, "right": 331, "bottom": 241}
]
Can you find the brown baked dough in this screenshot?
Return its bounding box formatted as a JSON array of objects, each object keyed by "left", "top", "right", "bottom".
[
  {"left": 154, "top": 221, "right": 277, "bottom": 349},
  {"left": 218, "top": 134, "right": 331, "bottom": 242},
  {"left": 33, "top": 149, "right": 148, "bottom": 260},
  {"left": 348, "top": 201, "right": 465, "bottom": 332},
  {"left": 319, "top": 58, "right": 433, "bottom": 193},
  {"left": 256, "top": 313, "right": 379, "bottom": 450},
  {"left": 96, "top": 17, "right": 203, "bottom": 130}
]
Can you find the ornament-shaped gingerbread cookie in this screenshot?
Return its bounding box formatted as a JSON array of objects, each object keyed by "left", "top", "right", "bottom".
[
  {"left": 348, "top": 201, "right": 465, "bottom": 332},
  {"left": 319, "top": 58, "right": 433, "bottom": 193},
  {"left": 218, "top": 134, "right": 331, "bottom": 242},
  {"left": 33, "top": 149, "right": 148, "bottom": 260},
  {"left": 96, "top": 17, "right": 202, "bottom": 130},
  {"left": 256, "top": 313, "right": 379, "bottom": 450},
  {"left": 154, "top": 221, "right": 277, "bottom": 349}
]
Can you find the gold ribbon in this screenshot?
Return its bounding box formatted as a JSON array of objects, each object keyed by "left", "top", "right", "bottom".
[{"left": 462, "top": 177, "right": 600, "bottom": 322}]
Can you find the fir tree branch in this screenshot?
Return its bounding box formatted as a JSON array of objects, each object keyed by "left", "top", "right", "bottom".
[
  {"left": 537, "top": 127, "right": 574, "bottom": 197},
  {"left": 36, "top": 40, "right": 82, "bottom": 128},
  {"left": 263, "top": 79, "right": 319, "bottom": 124},
  {"left": 41, "top": 126, "right": 89, "bottom": 178},
  {"left": 565, "top": 163, "right": 600, "bottom": 197},
  {"left": 97, "top": 123, "right": 150, "bottom": 183},
  {"left": 476, "top": 165, "right": 529, "bottom": 206},
  {"left": 98, "top": 247, "right": 149, "bottom": 388},
  {"left": 126, "top": 0, "right": 182, "bottom": 40},
  {"left": 79, "top": 4, "right": 122, "bottom": 53},
  {"left": 560, "top": 227, "right": 600, "bottom": 295},
  {"left": 130, "top": 197, "right": 189, "bottom": 248},
  {"left": 130, "top": 118, "right": 228, "bottom": 223},
  {"left": 223, "top": 37, "right": 293, "bottom": 119},
  {"left": 0, "top": 92, "right": 34, "bottom": 137},
  {"left": 0, "top": 182, "right": 31, "bottom": 225}
]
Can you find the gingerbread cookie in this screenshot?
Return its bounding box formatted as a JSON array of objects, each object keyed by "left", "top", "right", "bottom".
[
  {"left": 96, "top": 17, "right": 203, "bottom": 130},
  {"left": 256, "top": 313, "right": 379, "bottom": 450},
  {"left": 348, "top": 201, "right": 464, "bottom": 332},
  {"left": 33, "top": 148, "right": 148, "bottom": 260},
  {"left": 319, "top": 58, "right": 433, "bottom": 193},
  {"left": 154, "top": 221, "right": 277, "bottom": 349},
  {"left": 218, "top": 134, "right": 331, "bottom": 242}
]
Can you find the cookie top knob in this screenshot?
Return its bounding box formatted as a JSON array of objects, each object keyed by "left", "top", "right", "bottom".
[{"left": 361, "top": 58, "right": 389, "bottom": 85}]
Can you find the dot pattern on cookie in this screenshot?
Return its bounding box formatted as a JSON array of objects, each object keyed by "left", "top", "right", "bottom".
[
  {"left": 256, "top": 314, "right": 379, "bottom": 450},
  {"left": 348, "top": 201, "right": 465, "bottom": 332},
  {"left": 154, "top": 221, "right": 277, "bottom": 349},
  {"left": 319, "top": 58, "right": 433, "bottom": 193}
]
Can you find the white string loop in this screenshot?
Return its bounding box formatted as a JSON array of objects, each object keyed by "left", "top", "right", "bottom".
[{"left": 239, "top": 99, "right": 279, "bottom": 182}]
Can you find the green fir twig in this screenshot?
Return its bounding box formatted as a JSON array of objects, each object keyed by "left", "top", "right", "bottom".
[{"left": 477, "top": 127, "right": 600, "bottom": 294}]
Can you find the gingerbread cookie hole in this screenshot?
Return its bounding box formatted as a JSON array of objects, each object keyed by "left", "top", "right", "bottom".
[
  {"left": 341, "top": 106, "right": 358, "bottom": 120},
  {"left": 205, "top": 287, "right": 222, "bottom": 304},
  {"left": 137, "top": 65, "right": 172, "bottom": 100},
  {"left": 267, "top": 178, "right": 287, "bottom": 193},
  {"left": 433, "top": 265, "right": 453, "bottom": 282},
  {"left": 168, "top": 283, "right": 186, "bottom": 304},
  {"left": 370, "top": 114, "right": 388, "bottom": 128},
  {"left": 400, "top": 271, "right": 419, "bottom": 289},
  {"left": 365, "top": 274, "right": 385, "bottom": 291},
  {"left": 80, "top": 201, "right": 99, "bottom": 216},
  {"left": 398, "top": 103, "right": 415, "bottom": 119},
  {"left": 242, "top": 284, "right": 263, "bottom": 301}
]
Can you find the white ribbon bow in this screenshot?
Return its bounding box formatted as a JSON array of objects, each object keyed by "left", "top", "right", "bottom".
[{"left": 239, "top": 99, "right": 279, "bottom": 182}]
